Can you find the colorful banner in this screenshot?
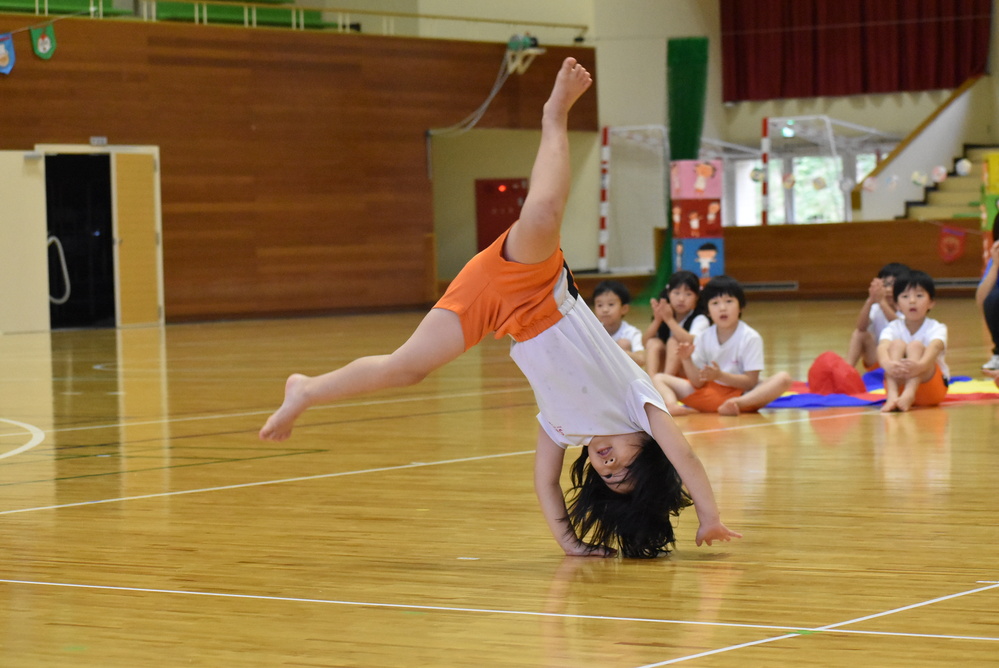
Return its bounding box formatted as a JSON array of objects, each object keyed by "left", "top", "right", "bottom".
[
  {"left": 30, "top": 24, "right": 57, "bottom": 60},
  {"left": 937, "top": 226, "right": 966, "bottom": 264},
  {"left": 0, "top": 33, "right": 15, "bottom": 75}
]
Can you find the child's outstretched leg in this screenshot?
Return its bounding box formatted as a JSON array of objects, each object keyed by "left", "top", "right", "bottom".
[
  {"left": 651, "top": 373, "right": 698, "bottom": 416},
  {"left": 259, "top": 309, "right": 465, "bottom": 441},
  {"left": 717, "top": 372, "right": 793, "bottom": 416},
  {"left": 503, "top": 58, "right": 592, "bottom": 265}
]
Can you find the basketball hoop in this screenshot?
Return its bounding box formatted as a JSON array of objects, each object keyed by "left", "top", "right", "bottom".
[{"left": 505, "top": 47, "right": 546, "bottom": 75}]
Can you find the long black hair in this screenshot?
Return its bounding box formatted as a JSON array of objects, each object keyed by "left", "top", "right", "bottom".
[{"left": 566, "top": 437, "right": 692, "bottom": 558}]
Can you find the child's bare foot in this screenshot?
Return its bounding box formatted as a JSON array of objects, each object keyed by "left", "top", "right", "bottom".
[
  {"left": 895, "top": 393, "right": 915, "bottom": 412},
  {"left": 718, "top": 398, "right": 741, "bottom": 416},
  {"left": 259, "top": 373, "right": 310, "bottom": 441},
  {"left": 880, "top": 399, "right": 898, "bottom": 413},
  {"left": 543, "top": 57, "right": 592, "bottom": 120}
]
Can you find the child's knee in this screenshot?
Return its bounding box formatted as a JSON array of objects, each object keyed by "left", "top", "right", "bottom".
[{"left": 774, "top": 371, "right": 793, "bottom": 390}]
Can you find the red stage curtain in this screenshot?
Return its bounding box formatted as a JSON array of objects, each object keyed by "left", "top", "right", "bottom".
[{"left": 721, "top": 0, "right": 992, "bottom": 102}]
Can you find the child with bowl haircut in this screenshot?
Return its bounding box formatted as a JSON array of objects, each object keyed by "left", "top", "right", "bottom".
[
  {"left": 591, "top": 280, "right": 646, "bottom": 367},
  {"left": 260, "top": 58, "right": 740, "bottom": 558},
  {"left": 878, "top": 269, "right": 949, "bottom": 412},
  {"left": 846, "top": 262, "right": 909, "bottom": 370},
  {"left": 652, "top": 275, "right": 792, "bottom": 416}
]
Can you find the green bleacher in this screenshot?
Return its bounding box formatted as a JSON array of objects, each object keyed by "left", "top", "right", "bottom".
[
  {"left": 154, "top": 0, "right": 326, "bottom": 29},
  {"left": 0, "top": 0, "right": 349, "bottom": 29},
  {"left": 0, "top": 0, "right": 131, "bottom": 16}
]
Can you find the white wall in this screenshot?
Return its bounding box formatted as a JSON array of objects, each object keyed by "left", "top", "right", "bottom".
[
  {"left": 0, "top": 152, "right": 50, "bottom": 334},
  {"left": 592, "top": 0, "right": 722, "bottom": 137}
]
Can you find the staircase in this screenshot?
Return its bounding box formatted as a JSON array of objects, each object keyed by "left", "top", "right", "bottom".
[{"left": 905, "top": 145, "right": 998, "bottom": 220}]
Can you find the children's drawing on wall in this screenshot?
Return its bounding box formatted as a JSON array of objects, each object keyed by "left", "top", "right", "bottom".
[
  {"left": 670, "top": 159, "right": 723, "bottom": 200},
  {"left": 671, "top": 200, "right": 723, "bottom": 238},
  {"left": 676, "top": 238, "right": 725, "bottom": 284}
]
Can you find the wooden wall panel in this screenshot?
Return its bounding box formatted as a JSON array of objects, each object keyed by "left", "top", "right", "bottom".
[
  {"left": 603, "top": 219, "right": 985, "bottom": 303},
  {"left": 0, "top": 16, "right": 597, "bottom": 321},
  {"left": 724, "top": 219, "right": 984, "bottom": 298}
]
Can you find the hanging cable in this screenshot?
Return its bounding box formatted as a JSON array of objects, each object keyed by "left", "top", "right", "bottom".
[{"left": 427, "top": 53, "right": 512, "bottom": 138}]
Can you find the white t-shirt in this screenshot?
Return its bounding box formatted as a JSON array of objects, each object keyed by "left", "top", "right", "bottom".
[
  {"left": 868, "top": 303, "right": 901, "bottom": 338},
  {"left": 510, "top": 269, "right": 667, "bottom": 449},
  {"left": 609, "top": 320, "right": 644, "bottom": 351},
  {"left": 657, "top": 311, "right": 710, "bottom": 342},
  {"left": 878, "top": 317, "right": 949, "bottom": 380},
  {"left": 683, "top": 313, "right": 711, "bottom": 339},
  {"left": 691, "top": 320, "right": 765, "bottom": 387}
]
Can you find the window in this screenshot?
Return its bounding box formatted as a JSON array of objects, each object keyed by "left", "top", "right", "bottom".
[{"left": 733, "top": 153, "right": 882, "bottom": 225}]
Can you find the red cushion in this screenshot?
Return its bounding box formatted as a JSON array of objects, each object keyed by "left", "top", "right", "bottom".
[{"left": 807, "top": 351, "right": 866, "bottom": 395}]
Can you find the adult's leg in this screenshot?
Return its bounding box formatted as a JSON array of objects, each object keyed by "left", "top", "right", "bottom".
[
  {"left": 983, "top": 289, "right": 999, "bottom": 355},
  {"left": 260, "top": 309, "right": 465, "bottom": 441},
  {"left": 503, "top": 58, "right": 592, "bottom": 265}
]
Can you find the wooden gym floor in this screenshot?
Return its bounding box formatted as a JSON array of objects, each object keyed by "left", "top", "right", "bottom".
[{"left": 1, "top": 298, "right": 997, "bottom": 666}]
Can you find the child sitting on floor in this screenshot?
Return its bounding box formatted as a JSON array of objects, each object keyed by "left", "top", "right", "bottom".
[
  {"left": 846, "top": 262, "right": 909, "bottom": 370},
  {"left": 643, "top": 271, "right": 711, "bottom": 378},
  {"left": 878, "top": 269, "right": 949, "bottom": 412},
  {"left": 592, "top": 280, "right": 645, "bottom": 367},
  {"left": 652, "top": 275, "right": 791, "bottom": 416}
]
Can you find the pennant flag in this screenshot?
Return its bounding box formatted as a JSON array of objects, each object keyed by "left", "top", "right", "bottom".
[
  {"left": 938, "top": 226, "right": 967, "bottom": 263},
  {"left": 30, "top": 24, "right": 57, "bottom": 60},
  {"left": 0, "top": 33, "right": 14, "bottom": 75}
]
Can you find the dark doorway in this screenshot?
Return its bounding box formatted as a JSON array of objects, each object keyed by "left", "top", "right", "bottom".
[{"left": 46, "top": 154, "right": 116, "bottom": 329}]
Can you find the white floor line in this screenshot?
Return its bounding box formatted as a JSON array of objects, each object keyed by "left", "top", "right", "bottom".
[
  {"left": 0, "top": 408, "right": 877, "bottom": 516},
  {"left": 2, "top": 386, "right": 537, "bottom": 439},
  {"left": 635, "top": 582, "right": 999, "bottom": 666},
  {"left": 0, "top": 449, "right": 534, "bottom": 515},
  {"left": 0, "top": 418, "right": 46, "bottom": 461},
  {"left": 0, "top": 578, "right": 995, "bottom": 646}
]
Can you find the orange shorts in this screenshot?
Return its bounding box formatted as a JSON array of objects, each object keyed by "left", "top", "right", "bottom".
[
  {"left": 434, "top": 229, "right": 570, "bottom": 351},
  {"left": 681, "top": 381, "right": 744, "bottom": 413},
  {"left": 913, "top": 364, "right": 948, "bottom": 407}
]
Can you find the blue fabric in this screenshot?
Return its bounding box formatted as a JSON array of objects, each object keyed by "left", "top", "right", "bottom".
[
  {"left": 766, "top": 393, "right": 882, "bottom": 409},
  {"left": 764, "top": 370, "right": 973, "bottom": 410}
]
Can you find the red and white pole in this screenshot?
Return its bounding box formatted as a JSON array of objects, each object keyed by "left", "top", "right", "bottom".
[
  {"left": 598, "top": 125, "right": 610, "bottom": 272},
  {"left": 761, "top": 116, "right": 769, "bottom": 226}
]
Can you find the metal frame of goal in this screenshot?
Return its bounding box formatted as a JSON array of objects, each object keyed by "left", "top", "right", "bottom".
[{"left": 599, "top": 124, "right": 670, "bottom": 273}]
